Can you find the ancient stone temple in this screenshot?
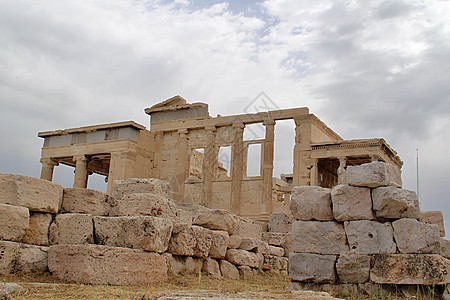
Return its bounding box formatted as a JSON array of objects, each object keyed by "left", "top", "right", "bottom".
[{"left": 38, "top": 96, "right": 402, "bottom": 220}]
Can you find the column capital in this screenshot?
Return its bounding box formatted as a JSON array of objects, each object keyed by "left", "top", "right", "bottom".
[
  {"left": 293, "top": 114, "right": 310, "bottom": 126},
  {"left": 232, "top": 122, "right": 245, "bottom": 129},
  {"left": 177, "top": 128, "right": 189, "bottom": 135},
  {"left": 204, "top": 125, "right": 216, "bottom": 133},
  {"left": 263, "top": 119, "right": 276, "bottom": 127},
  {"left": 73, "top": 154, "right": 88, "bottom": 162},
  {"left": 40, "top": 157, "right": 58, "bottom": 166}
]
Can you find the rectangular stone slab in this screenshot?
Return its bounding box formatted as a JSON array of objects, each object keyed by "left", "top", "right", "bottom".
[
  {"left": 0, "top": 173, "right": 63, "bottom": 214},
  {"left": 370, "top": 254, "right": 450, "bottom": 285},
  {"left": 48, "top": 244, "right": 167, "bottom": 285}
]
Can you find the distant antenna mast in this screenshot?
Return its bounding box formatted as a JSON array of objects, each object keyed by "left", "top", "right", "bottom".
[{"left": 416, "top": 148, "right": 420, "bottom": 203}]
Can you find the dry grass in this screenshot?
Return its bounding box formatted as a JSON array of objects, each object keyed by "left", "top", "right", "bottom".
[{"left": 2, "top": 272, "right": 292, "bottom": 299}]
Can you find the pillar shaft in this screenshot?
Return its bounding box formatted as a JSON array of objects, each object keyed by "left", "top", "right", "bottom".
[
  {"left": 40, "top": 158, "right": 58, "bottom": 181},
  {"left": 310, "top": 158, "right": 319, "bottom": 186},
  {"left": 262, "top": 119, "right": 275, "bottom": 214},
  {"left": 202, "top": 126, "right": 216, "bottom": 208},
  {"left": 174, "top": 129, "right": 189, "bottom": 202},
  {"left": 293, "top": 115, "right": 312, "bottom": 186},
  {"left": 73, "top": 155, "right": 88, "bottom": 188},
  {"left": 230, "top": 122, "right": 244, "bottom": 215},
  {"left": 337, "top": 156, "right": 347, "bottom": 185}
]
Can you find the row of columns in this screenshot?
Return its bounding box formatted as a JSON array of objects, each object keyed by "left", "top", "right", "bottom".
[{"left": 40, "top": 155, "right": 91, "bottom": 188}]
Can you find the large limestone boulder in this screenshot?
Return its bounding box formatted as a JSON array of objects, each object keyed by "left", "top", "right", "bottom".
[
  {"left": 290, "top": 186, "right": 333, "bottom": 221},
  {"left": 232, "top": 217, "right": 263, "bottom": 240},
  {"left": 227, "top": 236, "right": 242, "bottom": 249},
  {"left": 111, "top": 193, "right": 177, "bottom": 219},
  {"left": 62, "top": 188, "right": 115, "bottom": 216},
  {"left": 0, "top": 173, "right": 63, "bottom": 213},
  {"left": 165, "top": 254, "right": 202, "bottom": 275},
  {"left": 48, "top": 244, "right": 167, "bottom": 285},
  {"left": 191, "top": 226, "right": 212, "bottom": 258},
  {"left": 94, "top": 216, "right": 173, "bottom": 253},
  {"left": 268, "top": 245, "right": 284, "bottom": 257},
  {"left": 289, "top": 253, "right": 337, "bottom": 283},
  {"left": 192, "top": 209, "right": 238, "bottom": 235},
  {"left": 49, "top": 213, "right": 93, "bottom": 245},
  {"left": 441, "top": 238, "right": 450, "bottom": 259},
  {"left": 15, "top": 244, "right": 48, "bottom": 273},
  {"left": 268, "top": 213, "right": 292, "bottom": 233},
  {"left": 392, "top": 218, "right": 440, "bottom": 254},
  {"left": 110, "top": 178, "right": 173, "bottom": 200},
  {"left": 372, "top": 187, "right": 420, "bottom": 219},
  {"left": 336, "top": 252, "right": 370, "bottom": 283},
  {"left": 344, "top": 220, "right": 396, "bottom": 253},
  {"left": 202, "top": 257, "right": 221, "bottom": 277},
  {"left": 0, "top": 241, "right": 20, "bottom": 274},
  {"left": 262, "top": 255, "right": 288, "bottom": 270},
  {"left": 331, "top": 185, "right": 374, "bottom": 221},
  {"left": 225, "top": 249, "right": 264, "bottom": 268},
  {"left": 22, "top": 213, "right": 52, "bottom": 246},
  {"left": 0, "top": 203, "right": 29, "bottom": 242},
  {"left": 370, "top": 254, "right": 450, "bottom": 285},
  {"left": 291, "top": 221, "right": 348, "bottom": 254},
  {"left": 346, "top": 162, "right": 401, "bottom": 188},
  {"left": 262, "top": 232, "right": 290, "bottom": 247},
  {"left": 169, "top": 224, "right": 196, "bottom": 256},
  {"left": 209, "top": 230, "right": 229, "bottom": 259},
  {"left": 421, "top": 211, "right": 446, "bottom": 237},
  {"left": 219, "top": 259, "right": 239, "bottom": 279}
]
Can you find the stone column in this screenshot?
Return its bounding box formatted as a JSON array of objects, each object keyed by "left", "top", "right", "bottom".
[
  {"left": 40, "top": 158, "right": 58, "bottom": 181},
  {"left": 230, "top": 122, "right": 244, "bottom": 215},
  {"left": 310, "top": 158, "right": 319, "bottom": 186},
  {"left": 262, "top": 119, "right": 275, "bottom": 214},
  {"left": 174, "top": 129, "right": 189, "bottom": 202},
  {"left": 73, "top": 155, "right": 89, "bottom": 188},
  {"left": 202, "top": 125, "right": 217, "bottom": 208},
  {"left": 293, "top": 115, "right": 312, "bottom": 186},
  {"left": 337, "top": 157, "right": 347, "bottom": 185}
]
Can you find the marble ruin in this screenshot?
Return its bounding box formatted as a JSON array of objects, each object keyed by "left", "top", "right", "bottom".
[
  {"left": 37, "top": 95, "right": 402, "bottom": 221},
  {"left": 1, "top": 96, "right": 449, "bottom": 298}
]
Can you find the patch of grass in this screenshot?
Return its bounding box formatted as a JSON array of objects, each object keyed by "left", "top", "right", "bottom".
[{"left": 2, "top": 272, "right": 291, "bottom": 299}]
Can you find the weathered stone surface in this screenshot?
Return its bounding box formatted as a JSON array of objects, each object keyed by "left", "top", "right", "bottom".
[
  {"left": 289, "top": 282, "right": 356, "bottom": 299},
  {"left": 344, "top": 220, "right": 396, "bottom": 253},
  {"left": 233, "top": 217, "right": 262, "bottom": 240},
  {"left": 370, "top": 254, "right": 450, "bottom": 285},
  {"left": 165, "top": 254, "right": 201, "bottom": 275},
  {"left": 262, "top": 232, "right": 290, "bottom": 247},
  {"left": 0, "top": 241, "right": 20, "bottom": 274},
  {"left": 219, "top": 260, "right": 239, "bottom": 279},
  {"left": 191, "top": 226, "right": 212, "bottom": 258},
  {"left": 62, "top": 188, "right": 115, "bottom": 216},
  {"left": 168, "top": 224, "right": 196, "bottom": 256},
  {"left": 193, "top": 209, "right": 237, "bottom": 234},
  {"left": 110, "top": 178, "right": 173, "bottom": 200},
  {"left": 202, "top": 257, "right": 221, "bottom": 277},
  {"left": 209, "top": 230, "right": 229, "bottom": 259},
  {"left": 331, "top": 185, "right": 374, "bottom": 221},
  {"left": 262, "top": 255, "right": 288, "bottom": 270},
  {"left": 289, "top": 253, "right": 337, "bottom": 283},
  {"left": 441, "top": 238, "right": 450, "bottom": 259},
  {"left": 238, "top": 265, "right": 252, "bottom": 279},
  {"left": 184, "top": 256, "right": 203, "bottom": 275},
  {"left": 225, "top": 249, "right": 264, "bottom": 268},
  {"left": 239, "top": 238, "right": 259, "bottom": 251},
  {"left": 0, "top": 282, "right": 28, "bottom": 298},
  {"left": 49, "top": 213, "right": 93, "bottom": 245},
  {"left": 15, "top": 244, "right": 48, "bottom": 273},
  {"left": 291, "top": 221, "right": 348, "bottom": 254},
  {"left": 336, "top": 252, "right": 370, "bottom": 283},
  {"left": 0, "top": 173, "right": 63, "bottom": 214},
  {"left": 22, "top": 213, "right": 52, "bottom": 246},
  {"left": 346, "top": 162, "right": 401, "bottom": 188},
  {"left": 372, "top": 187, "right": 420, "bottom": 219},
  {"left": 421, "top": 211, "right": 446, "bottom": 237},
  {"left": 165, "top": 253, "right": 183, "bottom": 275},
  {"left": 392, "top": 218, "right": 440, "bottom": 254},
  {"left": 290, "top": 186, "right": 333, "bottom": 221},
  {"left": 268, "top": 213, "right": 292, "bottom": 233},
  {"left": 48, "top": 244, "right": 167, "bottom": 285},
  {"left": 268, "top": 245, "right": 284, "bottom": 257},
  {"left": 111, "top": 193, "right": 177, "bottom": 219},
  {"left": 94, "top": 216, "right": 173, "bottom": 253},
  {"left": 227, "top": 236, "right": 242, "bottom": 249},
  {"left": 0, "top": 203, "right": 29, "bottom": 242},
  {"left": 175, "top": 208, "right": 193, "bottom": 226}
]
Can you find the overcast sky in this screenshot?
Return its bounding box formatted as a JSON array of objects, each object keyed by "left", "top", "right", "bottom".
[{"left": 1, "top": 0, "right": 449, "bottom": 236}]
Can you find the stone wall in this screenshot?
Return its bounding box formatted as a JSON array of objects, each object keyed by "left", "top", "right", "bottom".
[
  {"left": 0, "top": 174, "right": 287, "bottom": 285},
  {"left": 288, "top": 162, "right": 450, "bottom": 295}
]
